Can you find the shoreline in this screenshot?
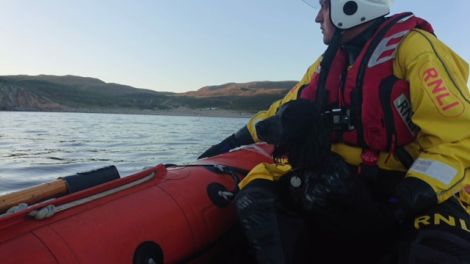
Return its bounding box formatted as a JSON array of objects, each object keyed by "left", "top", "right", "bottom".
[
  {"left": 136, "top": 107, "right": 254, "bottom": 118},
  {"left": 1, "top": 107, "right": 254, "bottom": 118}
]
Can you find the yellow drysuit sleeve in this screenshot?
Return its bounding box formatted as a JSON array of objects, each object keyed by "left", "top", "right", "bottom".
[
  {"left": 238, "top": 59, "right": 321, "bottom": 187},
  {"left": 245, "top": 59, "right": 322, "bottom": 142},
  {"left": 395, "top": 29, "right": 470, "bottom": 203}
]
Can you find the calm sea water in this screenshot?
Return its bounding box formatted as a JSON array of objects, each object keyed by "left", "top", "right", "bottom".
[{"left": 0, "top": 111, "right": 248, "bottom": 195}]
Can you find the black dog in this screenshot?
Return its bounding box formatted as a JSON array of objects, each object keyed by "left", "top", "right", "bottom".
[
  {"left": 255, "top": 100, "right": 379, "bottom": 233},
  {"left": 255, "top": 99, "right": 331, "bottom": 170}
]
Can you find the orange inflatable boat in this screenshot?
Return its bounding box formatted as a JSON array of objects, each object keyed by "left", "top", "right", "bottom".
[{"left": 0, "top": 144, "right": 273, "bottom": 264}]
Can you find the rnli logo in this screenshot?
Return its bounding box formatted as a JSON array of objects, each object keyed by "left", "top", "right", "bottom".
[
  {"left": 393, "top": 94, "right": 418, "bottom": 135},
  {"left": 415, "top": 213, "right": 470, "bottom": 232},
  {"left": 420, "top": 67, "right": 465, "bottom": 117}
]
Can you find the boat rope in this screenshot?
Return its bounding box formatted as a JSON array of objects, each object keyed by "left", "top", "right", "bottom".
[
  {"left": 29, "top": 172, "right": 156, "bottom": 221},
  {"left": 1, "top": 200, "right": 53, "bottom": 219},
  {"left": 3, "top": 203, "right": 29, "bottom": 216},
  {"left": 29, "top": 204, "right": 56, "bottom": 220},
  {"left": 165, "top": 163, "right": 247, "bottom": 184}
]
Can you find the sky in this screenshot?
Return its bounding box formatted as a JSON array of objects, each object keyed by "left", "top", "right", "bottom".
[{"left": 0, "top": 0, "right": 469, "bottom": 93}]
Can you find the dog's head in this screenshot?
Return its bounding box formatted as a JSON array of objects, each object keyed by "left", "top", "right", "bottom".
[{"left": 255, "top": 99, "right": 331, "bottom": 169}]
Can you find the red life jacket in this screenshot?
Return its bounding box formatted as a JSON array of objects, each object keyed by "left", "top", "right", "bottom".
[{"left": 300, "top": 13, "right": 434, "bottom": 164}]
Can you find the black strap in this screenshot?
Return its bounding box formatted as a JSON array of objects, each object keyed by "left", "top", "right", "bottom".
[
  {"left": 315, "top": 32, "right": 343, "bottom": 114},
  {"left": 379, "top": 75, "right": 399, "bottom": 150},
  {"left": 395, "top": 146, "right": 414, "bottom": 169}
]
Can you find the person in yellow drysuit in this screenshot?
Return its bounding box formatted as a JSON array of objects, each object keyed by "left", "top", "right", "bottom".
[{"left": 199, "top": 0, "right": 470, "bottom": 263}]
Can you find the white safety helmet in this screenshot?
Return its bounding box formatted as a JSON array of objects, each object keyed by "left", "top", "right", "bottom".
[{"left": 303, "top": 0, "right": 393, "bottom": 29}]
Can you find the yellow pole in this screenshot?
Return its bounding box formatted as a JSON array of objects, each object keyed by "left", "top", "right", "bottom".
[{"left": 0, "top": 179, "right": 67, "bottom": 213}]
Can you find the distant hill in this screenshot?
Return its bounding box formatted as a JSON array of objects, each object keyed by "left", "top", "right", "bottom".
[
  {"left": 0, "top": 75, "right": 297, "bottom": 114},
  {"left": 183, "top": 81, "right": 296, "bottom": 97}
]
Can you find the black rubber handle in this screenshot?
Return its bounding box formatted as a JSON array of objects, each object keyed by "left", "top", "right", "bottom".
[{"left": 62, "top": 166, "right": 120, "bottom": 194}]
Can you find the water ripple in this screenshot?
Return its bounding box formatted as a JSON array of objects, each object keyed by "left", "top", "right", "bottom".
[{"left": 0, "top": 111, "right": 247, "bottom": 195}]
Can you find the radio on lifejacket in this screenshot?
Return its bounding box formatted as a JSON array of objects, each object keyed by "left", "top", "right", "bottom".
[{"left": 324, "top": 108, "right": 355, "bottom": 131}]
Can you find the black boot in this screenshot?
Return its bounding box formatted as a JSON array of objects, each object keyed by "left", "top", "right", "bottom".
[{"left": 235, "top": 180, "right": 307, "bottom": 264}]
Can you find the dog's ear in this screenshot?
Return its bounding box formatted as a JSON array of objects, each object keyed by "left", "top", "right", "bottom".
[
  {"left": 255, "top": 115, "right": 283, "bottom": 145},
  {"left": 257, "top": 99, "right": 325, "bottom": 146}
]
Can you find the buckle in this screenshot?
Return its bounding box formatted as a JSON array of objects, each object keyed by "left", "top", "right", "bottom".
[{"left": 324, "top": 108, "right": 355, "bottom": 131}]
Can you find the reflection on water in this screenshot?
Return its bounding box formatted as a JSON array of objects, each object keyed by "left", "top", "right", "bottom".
[{"left": 0, "top": 111, "right": 247, "bottom": 194}]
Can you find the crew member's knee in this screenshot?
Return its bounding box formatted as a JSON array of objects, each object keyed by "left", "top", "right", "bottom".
[{"left": 235, "top": 180, "right": 277, "bottom": 220}]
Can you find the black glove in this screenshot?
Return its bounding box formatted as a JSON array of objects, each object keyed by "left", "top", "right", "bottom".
[
  {"left": 394, "top": 177, "right": 438, "bottom": 222},
  {"left": 198, "top": 126, "right": 254, "bottom": 159}
]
